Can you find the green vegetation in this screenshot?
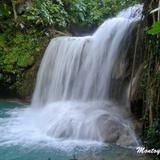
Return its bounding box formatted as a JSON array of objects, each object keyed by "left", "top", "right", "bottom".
[
  {"left": 0, "top": 31, "right": 35, "bottom": 73},
  {"left": 143, "top": 36, "right": 160, "bottom": 149},
  {"left": 145, "top": 119, "right": 160, "bottom": 149},
  {"left": 24, "top": 0, "right": 68, "bottom": 28},
  {"left": 148, "top": 7, "right": 160, "bottom": 35},
  {"left": 148, "top": 21, "right": 160, "bottom": 35},
  {"left": 23, "top": 0, "right": 140, "bottom": 28},
  {"left": 0, "top": 0, "right": 139, "bottom": 97},
  {"left": 141, "top": 1, "right": 160, "bottom": 151}
]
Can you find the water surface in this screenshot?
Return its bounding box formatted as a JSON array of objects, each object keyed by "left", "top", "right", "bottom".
[{"left": 0, "top": 102, "right": 152, "bottom": 160}]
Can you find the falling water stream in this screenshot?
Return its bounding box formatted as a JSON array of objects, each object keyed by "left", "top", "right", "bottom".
[
  {"left": 31, "top": 4, "right": 142, "bottom": 146},
  {"left": 0, "top": 4, "right": 153, "bottom": 160}
]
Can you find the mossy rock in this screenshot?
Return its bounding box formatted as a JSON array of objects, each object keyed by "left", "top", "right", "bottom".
[
  {"left": 16, "top": 65, "right": 37, "bottom": 100},
  {"left": 0, "top": 26, "right": 69, "bottom": 100},
  {"left": 17, "top": 54, "right": 34, "bottom": 68}
]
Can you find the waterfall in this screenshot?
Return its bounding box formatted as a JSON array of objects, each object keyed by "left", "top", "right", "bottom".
[{"left": 31, "top": 4, "right": 143, "bottom": 147}]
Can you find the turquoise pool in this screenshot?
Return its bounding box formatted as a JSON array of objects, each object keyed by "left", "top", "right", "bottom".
[{"left": 0, "top": 101, "right": 153, "bottom": 160}]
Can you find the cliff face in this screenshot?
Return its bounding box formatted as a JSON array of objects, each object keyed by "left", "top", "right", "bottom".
[
  {"left": 0, "top": 29, "right": 69, "bottom": 101},
  {"left": 141, "top": 0, "right": 160, "bottom": 149},
  {"left": 129, "top": 0, "right": 160, "bottom": 149}
]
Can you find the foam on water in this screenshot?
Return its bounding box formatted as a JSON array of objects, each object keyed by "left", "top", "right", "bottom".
[{"left": 0, "top": 106, "right": 106, "bottom": 152}]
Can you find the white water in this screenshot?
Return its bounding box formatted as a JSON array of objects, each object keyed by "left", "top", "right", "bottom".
[{"left": 0, "top": 5, "right": 143, "bottom": 149}]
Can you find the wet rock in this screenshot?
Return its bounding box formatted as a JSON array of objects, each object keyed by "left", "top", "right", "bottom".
[
  {"left": 102, "top": 119, "right": 120, "bottom": 143},
  {"left": 117, "top": 127, "right": 138, "bottom": 147},
  {"left": 117, "top": 134, "right": 137, "bottom": 147}
]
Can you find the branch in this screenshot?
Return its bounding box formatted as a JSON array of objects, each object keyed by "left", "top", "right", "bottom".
[{"left": 11, "top": 0, "right": 17, "bottom": 21}]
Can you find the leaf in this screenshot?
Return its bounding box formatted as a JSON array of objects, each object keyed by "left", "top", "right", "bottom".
[
  {"left": 0, "top": 4, "right": 11, "bottom": 17},
  {"left": 17, "top": 54, "right": 34, "bottom": 67},
  {"left": 147, "top": 21, "right": 160, "bottom": 35}
]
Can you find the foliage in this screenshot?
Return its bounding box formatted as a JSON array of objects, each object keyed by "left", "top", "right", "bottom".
[
  {"left": 0, "top": 26, "right": 53, "bottom": 97},
  {"left": 0, "top": 3, "right": 11, "bottom": 18},
  {"left": 142, "top": 36, "right": 160, "bottom": 127},
  {"left": 145, "top": 119, "right": 160, "bottom": 149},
  {"left": 0, "top": 0, "right": 141, "bottom": 29},
  {"left": 64, "top": 0, "right": 140, "bottom": 27},
  {"left": 147, "top": 21, "right": 160, "bottom": 35},
  {"left": 0, "top": 32, "right": 36, "bottom": 73},
  {"left": 0, "top": 0, "right": 141, "bottom": 97},
  {"left": 23, "top": 0, "right": 140, "bottom": 29},
  {"left": 24, "top": 0, "right": 68, "bottom": 28},
  {"left": 142, "top": 0, "right": 160, "bottom": 150},
  {"left": 147, "top": 5, "right": 160, "bottom": 35}
]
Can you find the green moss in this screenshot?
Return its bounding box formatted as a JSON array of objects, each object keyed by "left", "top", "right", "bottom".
[
  {"left": 16, "top": 68, "right": 36, "bottom": 99},
  {"left": 144, "top": 119, "right": 160, "bottom": 149},
  {"left": 0, "top": 32, "right": 38, "bottom": 73},
  {"left": 17, "top": 54, "right": 34, "bottom": 68},
  {"left": 0, "top": 34, "right": 5, "bottom": 47},
  {"left": 4, "top": 48, "right": 18, "bottom": 64},
  {"left": 0, "top": 25, "right": 53, "bottom": 98}
]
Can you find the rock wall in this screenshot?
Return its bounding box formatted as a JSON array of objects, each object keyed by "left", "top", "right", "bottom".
[{"left": 0, "top": 30, "right": 69, "bottom": 101}]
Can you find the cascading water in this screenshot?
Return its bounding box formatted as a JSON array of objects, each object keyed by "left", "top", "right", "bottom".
[
  {"left": 30, "top": 4, "right": 143, "bottom": 147},
  {"left": 0, "top": 5, "right": 143, "bottom": 151}
]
